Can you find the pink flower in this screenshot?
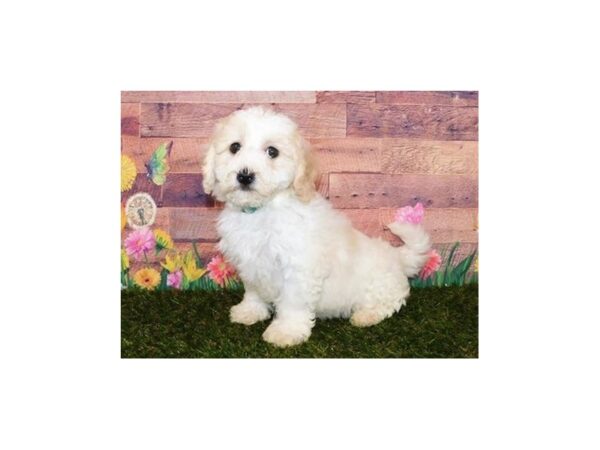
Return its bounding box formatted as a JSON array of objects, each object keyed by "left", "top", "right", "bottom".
[
  {"left": 167, "top": 270, "right": 183, "bottom": 289},
  {"left": 124, "top": 227, "right": 155, "bottom": 261},
  {"left": 394, "top": 202, "right": 425, "bottom": 225},
  {"left": 207, "top": 254, "right": 236, "bottom": 287},
  {"left": 419, "top": 249, "right": 442, "bottom": 279}
]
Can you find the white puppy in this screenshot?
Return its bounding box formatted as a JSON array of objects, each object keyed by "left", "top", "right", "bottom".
[{"left": 202, "top": 107, "right": 431, "bottom": 347}]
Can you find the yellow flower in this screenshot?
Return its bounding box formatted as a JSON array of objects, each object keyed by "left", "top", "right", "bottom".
[
  {"left": 161, "top": 252, "right": 183, "bottom": 272},
  {"left": 154, "top": 229, "right": 174, "bottom": 252},
  {"left": 121, "top": 205, "right": 127, "bottom": 231},
  {"left": 182, "top": 250, "right": 207, "bottom": 282},
  {"left": 133, "top": 267, "right": 161, "bottom": 290},
  {"left": 121, "top": 248, "right": 130, "bottom": 271},
  {"left": 474, "top": 256, "right": 478, "bottom": 273},
  {"left": 121, "top": 155, "right": 137, "bottom": 192}
]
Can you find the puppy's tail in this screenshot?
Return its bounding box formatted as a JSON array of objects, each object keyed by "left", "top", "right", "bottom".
[{"left": 387, "top": 222, "right": 432, "bottom": 277}]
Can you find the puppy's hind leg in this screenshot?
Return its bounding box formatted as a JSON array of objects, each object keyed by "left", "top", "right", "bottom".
[
  {"left": 350, "top": 276, "right": 410, "bottom": 328},
  {"left": 230, "top": 286, "right": 271, "bottom": 326}
]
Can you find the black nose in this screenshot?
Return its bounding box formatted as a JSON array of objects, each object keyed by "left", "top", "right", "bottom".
[{"left": 236, "top": 169, "right": 255, "bottom": 186}]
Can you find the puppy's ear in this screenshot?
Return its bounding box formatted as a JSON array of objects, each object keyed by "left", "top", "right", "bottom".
[
  {"left": 201, "top": 142, "right": 216, "bottom": 195},
  {"left": 201, "top": 119, "right": 225, "bottom": 196},
  {"left": 292, "top": 134, "right": 318, "bottom": 202}
]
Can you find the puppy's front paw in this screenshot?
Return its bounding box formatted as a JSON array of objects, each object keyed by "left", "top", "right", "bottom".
[
  {"left": 230, "top": 301, "right": 270, "bottom": 326},
  {"left": 262, "top": 320, "right": 311, "bottom": 347}
]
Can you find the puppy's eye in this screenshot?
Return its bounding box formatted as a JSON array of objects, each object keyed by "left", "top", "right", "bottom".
[
  {"left": 230, "top": 142, "right": 241, "bottom": 154},
  {"left": 267, "top": 146, "right": 279, "bottom": 158}
]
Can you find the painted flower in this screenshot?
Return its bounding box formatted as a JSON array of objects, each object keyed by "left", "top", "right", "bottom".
[
  {"left": 394, "top": 202, "right": 425, "bottom": 225},
  {"left": 121, "top": 248, "right": 130, "bottom": 271},
  {"left": 419, "top": 249, "right": 442, "bottom": 279},
  {"left": 124, "top": 227, "right": 155, "bottom": 261},
  {"left": 182, "top": 251, "right": 207, "bottom": 282},
  {"left": 154, "top": 228, "right": 174, "bottom": 253},
  {"left": 207, "top": 254, "right": 236, "bottom": 287},
  {"left": 121, "top": 155, "right": 137, "bottom": 192},
  {"left": 133, "top": 267, "right": 161, "bottom": 290},
  {"left": 167, "top": 270, "right": 183, "bottom": 289},
  {"left": 161, "top": 252, "right": 183, "bottom": 272},
  {"left": 121, "top": 204, "right": 127, "bottom": 231}
]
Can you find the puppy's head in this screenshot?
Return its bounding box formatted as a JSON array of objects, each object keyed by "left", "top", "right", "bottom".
[{"left": 202, "top": 107, "right": 317, "bottom": 209}]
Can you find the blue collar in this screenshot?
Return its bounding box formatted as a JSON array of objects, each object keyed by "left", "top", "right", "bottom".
[{"left": 241, "top": 206, "right": 260, "bottom": 214}]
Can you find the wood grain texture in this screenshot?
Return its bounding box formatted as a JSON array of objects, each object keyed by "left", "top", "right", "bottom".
[
  {"left": 162, "top": 173, "right": 214, "bottom": 207},
  {"left": 329, "top": 173, "right": 478, "bottom": 208},
  {"left": 140, "top": 103, "right": 346, "bottom": 138},
  {"left": 317, "top": 91, "right": 376, "bottom": 103},
  {"left": 140, "top": 138, "right": 207, "bottom": 172},
  {"left": 311, "top": 138, "right": 381, "bottom": 173},
  {"left": 121, "top": 103, "right": 139, "bottom": 136},
  {"left": 316, "top": 173, "right": 329, "bottom": 198},
  {"left": 376, "top": 91, "right": 478, "bottom": 107},
  {"left": 343, "top": 208, "right": 478, "bottom": 244},
  {"left": 381, "top": 139, "right": 478, "bottom": 175},
  {"left": 122, "top": 91, "right": 316, "bottom": 103},
  {"left": 347, "top": 103, "right": 478, "bottom": 140},
  {"left": 168, "top": 207, "right": 220, "bottom": 241},
  {"left": 121, "top": 174, "right": 162, "bottom": 205}
]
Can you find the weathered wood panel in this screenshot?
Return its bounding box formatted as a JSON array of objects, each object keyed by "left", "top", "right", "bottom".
[
  {"left": 140, "top": 138, "right": 207, "bottom": 172},
  {"left": 169, "top": 207, "right": 220, "bottom": 241},
  {"left": 140, "top": 103, "right": 346, "bottom": 138},
  {"left": 317, "top": 91, "right": 376, "bottom": 103},
  {"left": 121, "top": 174, "right": 162, "bottom": 205},
  {"left": 122, "top": 91, "right": 316, "bottom": 103},
  {"left": 311, "top": 138, "right": 381, "bottom": 173},
  {"left": 121, "top": 103, "right": 139, "bottom": 136},
  {"left": 329, "top": 173, "right": 478, "bottom": 208},
  {"left": 381, "top": 139, "right": 478, "bottom": 175},
  {"left": 162, "top": 173, "right": 213, "bottom": 207},
  {"left": 347, "top": 103, "right": 478, "bottom": 140},
  {"left": 376, "top": 91, "right": 478, "bottom": 106},
  {"left": 343, "top": 208, "right": 478, "bottom": 244}
]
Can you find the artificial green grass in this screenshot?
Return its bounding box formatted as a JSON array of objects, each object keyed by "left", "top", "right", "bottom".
[{"left": 121, "top": 285, "right": 478, "bottom": 358}]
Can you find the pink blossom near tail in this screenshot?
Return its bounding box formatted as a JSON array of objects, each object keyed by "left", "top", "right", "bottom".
[
  {"left": 394, "top": 202, "right": 425, "bottom": 225},
  {"left": 419, "top": 249, "right": 442, "bottom": 279}
]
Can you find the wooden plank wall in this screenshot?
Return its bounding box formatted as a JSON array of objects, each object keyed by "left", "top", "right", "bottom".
[{"left": 121, "top": 91, "right": 478, "bottom": 263}]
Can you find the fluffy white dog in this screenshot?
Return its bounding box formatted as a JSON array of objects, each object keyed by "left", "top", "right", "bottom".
[{"left": 202, "top": 107, "right": 432, "bottom": 347}]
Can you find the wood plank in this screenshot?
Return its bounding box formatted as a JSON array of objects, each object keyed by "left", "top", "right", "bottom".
[
  {"left": 121, "top": 174, "right": 162, "bottom": 205},
  {"left": 347, "top": 103, "right": 478, "bottom": 140},
  {"left": 376, "top": 91, "right": 478, "bottom": 107},
  {"left": 140, "top": 103, "right": 346, "bottom": 138},
  {"left": 343, "top": 208, "right": 478, "bottom": 244},
  {"left": 316, "top": 91, "right": 376, "bottom": 103},
  {"left": 381, "top": 139, "right": 478, "bottom": 175},
  {"left": 169, "top": 207, "right": 220, "bottom": 241},
  {"left": 162, "top": 173, "right": 214, "bottom": 207},
  {"left": 316, "top": 173, "right": 329, "bottom": 198},
  {"left": 122, "top": 91, "right": 316, "bottom": 103},
  {"left": 121, "top": 103, "right": 139, "bottom": 136},
  {"left": 311, "top": 138, "right": 381, "bottom": 173},
  {"left": 328, "top": 173, "right": 478, "bottom": 208},
  {"left": 140, "top": 138, "right": 207, "bottom": 173}
]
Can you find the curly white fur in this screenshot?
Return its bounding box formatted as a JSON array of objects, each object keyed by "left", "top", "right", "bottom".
[{"left": 202, "top": 107, "right": 432, "bottom": 347}]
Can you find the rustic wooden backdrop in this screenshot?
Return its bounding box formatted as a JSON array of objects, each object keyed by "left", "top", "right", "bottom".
[{"left": 121, "top": 91, "right": 478, "bottom": 263}]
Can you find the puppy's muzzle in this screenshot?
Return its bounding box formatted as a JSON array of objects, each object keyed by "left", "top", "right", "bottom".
[{"left": 236, "top": 168, "right": 255, "bottom": 189}]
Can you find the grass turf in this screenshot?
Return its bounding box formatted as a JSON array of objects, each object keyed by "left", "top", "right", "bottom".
[{"left": 121, "top": 285, "right": 478, "bottom": 358}]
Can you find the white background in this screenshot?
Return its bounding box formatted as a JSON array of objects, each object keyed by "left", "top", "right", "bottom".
[{"left": 1, "top": 1, "right": 599, "bottom": 449}]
